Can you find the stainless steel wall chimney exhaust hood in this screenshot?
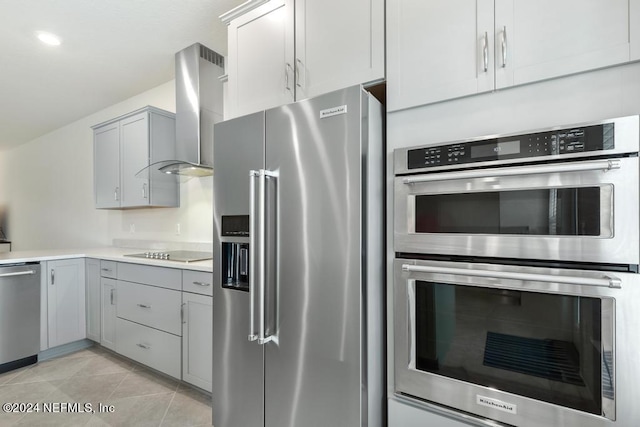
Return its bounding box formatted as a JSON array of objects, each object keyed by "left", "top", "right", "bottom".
[{"left": 143, "top": 43, "right": 224, "bottom": 177}]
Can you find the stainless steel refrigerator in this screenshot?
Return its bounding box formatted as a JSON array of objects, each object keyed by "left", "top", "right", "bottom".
[{"left": 212, "top": 85, "right": 384, "bottom": 427}]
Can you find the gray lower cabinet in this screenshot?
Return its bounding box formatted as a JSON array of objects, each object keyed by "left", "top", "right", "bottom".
[
  {"left": 92, "top": 106, "right": 179, "bottom": 209},
  {"left": 115, "top": 263, "right": 182, "bottom": 379},
  {"left": 100, "top": 261, "right": 117, "bottom": 351},
  {"left": 83, "top": 260, "right": 213, "bottom": 386},
  {"left": 182, "top": 270, "right": 213, "bottom": 392},
  {"left": 47, "top": 259, "right": 86, "bottom": 348},
  {"left": 101, "top": 278, "right": 117, "bottom": 351},
  {"left": 85, "top": 258, "right": 101, "bottom": 342}
]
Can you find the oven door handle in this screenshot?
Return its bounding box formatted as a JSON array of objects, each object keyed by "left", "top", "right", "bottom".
[
  {"left": 402, "top": 264, "right": 622, "bottom": 289},
  {"left": 402, "top": 159, "right": 621, "bottom": 184}
]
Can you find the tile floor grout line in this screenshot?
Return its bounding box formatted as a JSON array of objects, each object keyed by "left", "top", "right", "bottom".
[
  {"left": 84, "top": 366, "right": 132, "bottom": 427},
  {"left": 158, "top": 390, "right": 178, "bottom": 427},
  {"left": 106, "top": 369, "right": 133, "bottom": 400},
  {"left": 7, "top": 360, "right": 78, "bottom": 426}
]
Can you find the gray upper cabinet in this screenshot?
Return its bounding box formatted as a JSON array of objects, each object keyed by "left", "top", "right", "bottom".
[
  {"left": 94, "top": 122, "right": 120, "bottom": 208},
  {"left": 92, "top": 106, "right": 179, "bottom": 209}
]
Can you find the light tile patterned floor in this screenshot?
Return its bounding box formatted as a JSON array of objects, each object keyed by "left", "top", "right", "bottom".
[{"left": 0, "top": 346, "right": 212, "bottom": 427}]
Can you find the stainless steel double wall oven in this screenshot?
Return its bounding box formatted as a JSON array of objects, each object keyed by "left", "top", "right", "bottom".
[{"left": 392, "top": 116, "right": 640, "bottom": 426}]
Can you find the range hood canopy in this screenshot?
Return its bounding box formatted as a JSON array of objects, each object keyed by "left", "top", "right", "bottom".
[
  {"left": 153, "top": 160, "right": 214, "bottom": 176},
  {"left": 141, "top": 43, "right": 224, "bottom": 178}
]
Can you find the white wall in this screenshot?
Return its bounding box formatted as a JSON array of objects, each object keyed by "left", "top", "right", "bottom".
[{"left": 0, "top": 80, "right": 213, "bottom": 251}]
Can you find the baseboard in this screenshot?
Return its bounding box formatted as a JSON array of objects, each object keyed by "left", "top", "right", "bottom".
[{"left": 38, "top": 339, "right": 95, "bottom": 361}]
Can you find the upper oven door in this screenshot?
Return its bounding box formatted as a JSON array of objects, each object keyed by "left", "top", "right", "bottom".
[{"left": 394, "top": 157, "right": 639, "bottom": 265}]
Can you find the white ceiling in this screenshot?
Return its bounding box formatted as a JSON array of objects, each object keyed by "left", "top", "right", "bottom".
[{"left": 0, "top": 0, "right": 244, "bottom": 150}]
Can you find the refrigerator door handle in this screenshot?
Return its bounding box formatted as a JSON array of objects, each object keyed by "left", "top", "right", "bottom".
[
  {"left": 248, "top": 170, "right": 260, "bottom": 342},
  {"left": 257, "top": 169, "right": 275, "bottom": 345}
]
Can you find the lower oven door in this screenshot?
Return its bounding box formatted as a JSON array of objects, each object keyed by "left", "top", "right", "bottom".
[
  {"left": 393, "top": 259, "right": 640, "bottom": 426},
  {"left": 394, "top": 156, "right": 639, "bottom": 265}
]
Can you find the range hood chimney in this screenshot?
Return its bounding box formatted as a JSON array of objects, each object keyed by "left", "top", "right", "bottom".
[{"left": 150, "top": 43, "right": 224, "bottom": 177}]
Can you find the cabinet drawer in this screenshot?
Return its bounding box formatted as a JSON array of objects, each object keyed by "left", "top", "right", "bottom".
[
  {"left": 116, "top": 281, "right": 182, "bottom": 335},
  {"left": 115, "top": 318, "right": 181, "bottom": 379},
  {"left": 100, "top": 260, "right": 117, "bottom": 278},
  {"left": 182, "top": 270, "right": 213, "bottom": 296},
  {"left": 117, "top": 262, "right": 181, "bottom": 290}
]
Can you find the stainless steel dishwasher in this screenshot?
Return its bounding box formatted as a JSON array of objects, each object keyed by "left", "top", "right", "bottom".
[{"left": 0, "top": 263, "right": 40, "bottom": 373}]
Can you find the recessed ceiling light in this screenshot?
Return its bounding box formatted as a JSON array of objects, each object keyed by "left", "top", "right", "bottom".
[{"left": 36, "top": 31, "right": 62, "bottom": 46}]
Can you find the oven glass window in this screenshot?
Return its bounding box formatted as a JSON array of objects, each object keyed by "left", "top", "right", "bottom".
[
  {"left": 415, "top": 187, "right": 600, "bottom": 235},
  {"left": 415, "top": 281, "right": 605, "bottom": 415}
]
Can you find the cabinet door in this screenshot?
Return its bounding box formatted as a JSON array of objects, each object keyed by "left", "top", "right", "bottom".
[
  {"left": 148, "top": 112, "right": 179, "bottom": 207},
  {"left": 85, "top": 259, "right": 101, "bottom": 342},
  {"left": 101, "top": 278, "right": 117, "bottom": 351},
  {"left": 227, "top": 0, "right": 295, "bottom": 118},
  {"left": 295, "top": 0, "right": 384, "bottom": 100},
  {"left": 47, "top": 259, "right": 86, "bottom": 348},
  {"left": 182, "top": 292, "right": 213, "bottom": 392},
  {"left": 387, "top": 0, "right": 494, "bottom": 112},
  {"left": 94, "top": 122, "right": 120, "bottom": 208},
  {"left": 120, "top": 111, "right": 150, "bottom": 207},
  {"left": 495, "top": 0, "right": 630, "bottom": 89}
]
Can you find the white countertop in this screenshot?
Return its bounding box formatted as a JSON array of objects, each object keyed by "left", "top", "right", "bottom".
[{"left": 0, "top": 247, "right": 213, "bottom": 272}]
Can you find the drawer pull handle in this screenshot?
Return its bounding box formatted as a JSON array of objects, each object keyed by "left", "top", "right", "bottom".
[
  {"left": 101, "top": 268, "right": 112, "bottom": 272},
  {"left": 193, "top": 281, "right": 211, "bottom": 287},
  {"left": 136, "top": 343, "right": 151, "bottom": 350},
  {"left": 137, "top": 304, "right": 152, "bottom": 309}
]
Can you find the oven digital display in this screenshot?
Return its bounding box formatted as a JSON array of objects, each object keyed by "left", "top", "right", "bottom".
[
  {"left": 471, "top": 140, "right": 520, "bottom": 159},
  {"left": 405, "top": 123, "right": 613, "bottom": 170}
]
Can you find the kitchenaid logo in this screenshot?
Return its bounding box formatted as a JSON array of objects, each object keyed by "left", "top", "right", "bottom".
[
  {"left": 320, "top": 105, "right": 347, "bottom": 119},
  {"left": 476, "top": 395, "right": 517, "bottom": 414}
]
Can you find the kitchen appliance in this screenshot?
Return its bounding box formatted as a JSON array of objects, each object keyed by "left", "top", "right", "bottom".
[
  {"left": 139, "top": 43, "right": 224, "bottom": 177},
  {"left": 393, "top": 258, "right": 640, "bottom": 427},
  {"left": 391, "top": 116, "right": 640, "bottom": 426},
  {"left": 124, "top": 250, "right": 212, "bottom": 263},
  {"left": 394, "top": 115, "right": 639, "bottom": 267},
  {"left": 212, "top": 85, "right": 384, "bottom": 427},
  {"left": 0, "top": 263, "right": 41, "bottom": 373}
]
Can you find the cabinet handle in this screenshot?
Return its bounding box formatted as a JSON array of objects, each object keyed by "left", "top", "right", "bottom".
[
  {"left": 142, "top": 183, "right": 147, "bottom": 199},
  {"left": 285, "top": 63, "right": 293, "bottom": 92},
  {"left": 501, "top": 26, "right": 508, "bottom": 68},
  {"left": 181, "top": 303, "right": 186, "bottom": 324},
  {"left": 482, "top": 31, "right": 489, "bottom": 72},
  {"left": 193, "top": 281, "right": 211, "bottom": 287},
  {"left": 295, "top": 58, "right": 303, "bottom": 88},
  {"left": 136, "top": 343, "right": 151, "bottom": 350},
  {"left": 101, "top": 268, "right": 111, "bottom": 273},
  {"left": 51, "top": 269, "right": 55, "bottom": 285},
  {"left": 114, "top": 187, "right": 119, "bottom": 201},
  {"left": 137, "top": 303, "right": 152, "bottom": 309},
  {"left": 110, "top": 289, "right": 115, "bottom": 305}
]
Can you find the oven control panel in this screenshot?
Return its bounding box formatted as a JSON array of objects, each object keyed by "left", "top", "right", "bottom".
[{"left": 407, "top": 123, "right": 613, "bottom": 170}]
